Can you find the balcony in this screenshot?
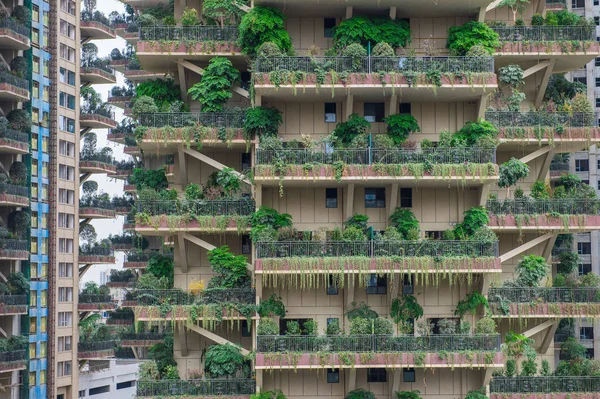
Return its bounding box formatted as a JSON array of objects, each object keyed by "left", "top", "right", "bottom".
[
  {"left": 122, "top": 65, "right": 166, "bottom": 82},
  {"left": 490, "top": 377, "right": 600, "bottom": 399},
  {"left": 123, "top": 251, "right": 164, "bottom": 269},
  {"left": 107, "top": 93, "right": 134, "bottom": 109},
  {"left": 0, "top": 19, "right": 29, "bottom": 50},
  {"left": 135, "top": 199, "right": 254, "bottom": 235},
  {"left": 0, "top": 295, "right": 27, "bottom": 314},
  {"left": 79, "top": 246, "right": 116, "bottom": 264},
  {"left": 488, "top": 287, "right": 600, "bottom": 318},
  {"left": 109, "top": 58, "right": 128, "bottom": 72},
  {"left": 106, "top": 310, "right": 134, "bottom": 326},
  {"left": 550, "top": 161, "right": 570, "bottom": 178},
  {"left": 255, "top": 147, "right": 498, "bottom": 187},
  {"left": 0, "top": 183, "right": 28, "bottom": 207},
  {"left": 490, "top": 26, "right": 600, "bottom": 72},
  {"left": 124, "top": 145, "right": 141, "bottom": 156},
  {"left": 80, "top": 66, "right": 117, "bottom": 85},
  {"left": 0, "top": 349, "right": 26, "bottom": 372},
  {"left": 0, "top": 239, "right": 27, "bottom": 260},
  {"left": 255, "top": 334, "right": 502, "bottom": 369},
  {"left": 137, "top": 26, "right": 242, "bottom": 71},
  {"left": 127, "top": 288, "right": 255, "bottom": 321},
  {"left": 78, "top": 341, "right": 116, "bottom": 359},
  {"left": 80, "top": 110, "right": 117, "bottom": 129},
  {"left": 121, "top": 332, "right": 164, "bottom": 347},
  {"left": 256, "top": 240, "right": 500, "bottom": 281},
  {"left": 486, "top": 199, "right": 600, "bottom": 232},
  {"left": 80, "top": 20, "right": 117, "bottom": 40},
  {"left": 79, "top": 201, "right": 116, "bottom": 220},
  {"left": 137, "top": 111, "right": 248, "bottom": 152},
  {"left": 78, "top": 294, "right": 115, "bottom": 311},
  {"left": 0, "top": 71, "right": 29, "bottom": 101},
  {"left": 487, "top": 111, "right": 600, "bottom": 150},
  {"left": 80, "top": 154, "right": 117, "bottom": 175},
  {"left": 254, "top": 56, "right": 496, "bottom": 102},
  {"left": 0, "top": 128, "right": 29, "bottom": 154},
  {"left": 136, "top": 379, "right": 255, "bottom": 399},
  {"left": 545, "top": 0, "right": 566, "bottom": 10}
]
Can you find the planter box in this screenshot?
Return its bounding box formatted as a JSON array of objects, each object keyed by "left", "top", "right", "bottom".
[
  {"left": 0, "top": 138, "right": 28, "bottom": 153},
  {"left": 0, "top": 193, "right": 28, "bottom": 206},
  {"left": 488, "top": 215, "right": 600, "bottom": 232},
  {"left": 133, "top": 305, "right": 251, "bottom": 321},
  {"left": 491, "top": 302, "right": 600, "bottom": 318},
  {"left": 123, "top": 261, "right": 148, "bottom": 269},
  {"left": 79, "top": 255, "right": 116, "bottom": 264},
  {"left": 78, "top": 349, "right": 115, "bottom": 359},
  {"left": 80, "top": 207, "right": 116, "bottom": 218},
  {"left": 497, "top": 41, "right": 600, "bottom": 55},
  {"left": 78, "top": 303, "right": 115, "bottom": 311},
  {"left": 135, "top": 215, "right": 250, "bottom": 233},
  {"left": 137, "top": 41, "right": 241, "bottom": 55},
  {"left": 0, "top": 304, "right": 27, "bottom": 315}
]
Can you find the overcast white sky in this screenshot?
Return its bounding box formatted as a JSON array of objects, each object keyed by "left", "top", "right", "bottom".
[{"left": 80, "top": 0, "right": 129, "bottom": 286}]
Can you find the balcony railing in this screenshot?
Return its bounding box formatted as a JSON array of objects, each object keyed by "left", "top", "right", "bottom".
[
  {"left": 546, "top": 0, "right": 566, "bottom": 5},
  {"left": 255, "top": 56, "right": 494, "bottom": 74},
  {"left": 137, "top": 378, "right": 256, "bottom": 397},
  {"left": 125, "top": 251, "right": 160, "bottom": 262},
  {"left": 0, "top": 294, "right": 27, "bottom": 305},
  {"left": 78, "top": 341, "right": 115, "bottom": 352},
  {"left": 490, "top": 377, "right": 600, "bottom": 393},
  {"left": 0, "top": 129, "right": 29, "bottom": 144},
  {"left": 80, "top": 152, "right": 115, "bottom": 164},
  {"left": 81, "top": 64, "right": 115, "bottom": 75},
  {"left": 257, "top": 334, "right": 501, "bottom": 353},
  {"left": 486, "top": 111, "right": 597, "bottom": 128},
  {"left": 0, "top": 239, "right": 27, "bottom": 253},
  {"left": 121, "top": 332, "right": 164, "bottom": 341},
  {"left": 81, "top": 108, "right": 115, "bottom": 120},
  {"left": 0, "top": 349, "right": 26, "bottom": 362},
  {"left": 256, "top": 147, "right": 496, "bottom": 165},
  {"left": 137, "top": 199, "right": 255, "bottom": 216},
  {"left": 0, "top": 183, "right": 28, "bottom": 198},
  {"left": 488, "top": 287, "right": 600, "bottom": 303},
  {"left": 129, "top": 288, "right": 256, "bottom": 306},
  {"left": 139, "top": 25, "right": 239, "bottom": 42},
  {"left": 256, "top": 240, "right": 499, "bottom": 259},
  {"left": 137, "top": 110, "right": 246, "bottom": 128},
  {"left": 550, "top": 162, "right": 569, "bottom": 171},
  {"left": 80, "top": 200, "right": 114, "bottom": 211},
  {"left": 486, "top": 199, "right": 600, "bottom": 215},
  {"left": 490, "top": 26, "right": 595, "bottom": 42},
  {"left": 79, "top": 246, "right": 115, "bottom": 257},
  {"left": 79, "top": 294, "right": 113, "bottom": 304},
  {"left": 0, "top": 18, "right": 30, "bottom": 38},
  {"left": 0, "top": 71, "right": 29, "bottom": 91}
]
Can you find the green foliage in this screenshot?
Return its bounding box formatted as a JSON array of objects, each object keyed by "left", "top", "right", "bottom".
[
  {"left": 451, "top": 120, "right": 498, "bottom": 147},
  {"left": 11, "top": 5, "right": 30, "bottom": 26},
  {"left": 505, "top": 359, "right": 517, "bottom": 377},
  {"left": 515, "top": 255, "right": 549, "bottom": 287},
  {"left": 541, "top": 360, "right": 551, "bottom": 376},
  {"left": 285, "top": 320, "right": 301, "bottom": 335},
  {"left": 131, "top": 168, "right": 168, "bottom": 191},
  {"left": 326, "top": 319, "right": 341, "bottom": 335},
  {"left": 6, "top": 109, "right": 31, "bottom": 132},
  {"left": 245, "top": 107, "right": 282, "bottom": 139},
  {"left": 303, "top": 319, "right": 318, "bottom": 335},
  {"left": 455, "top": 292, "right": 489, "bottom": 317},
  {"left": 163, "top": 365, "right": 180, "bottom": 380},
  {"left": 558, "top": 251, "right": 580, "bottom": 275},
  {"left": 204, "top": 344, "right": 245, "bottom": 378},
  {"left": 475, "top": 317, "right": 496, "bottom": 334},
  {"left": 470, "top": 227, "right": 497, "bottom": 243},
  {"left": 9, "top": 57, "right": 27, "bottom": 78},
  {"left": 132, "top": 95, "right": 158, "bottom": 117},
  {"left": 202, "top": 0, "right": 244, "bottom": 26},
  {"left": 546, "top": 10, "right": 586, "bottom": 26},
  {"left": 207, "top": 246, "right": 249, "bottom": 288},
  {"left": 498, "top": 158, "right": 530, "bottom": 189},
  {"left": 372, "top": 42, "right": 395, "bottom": 56},
  {"left": 216, "top": 168, "right": 241, "bottom": 197},
  {"left": 251, "top": 391, "right": 287, "bottom": 399},
  {"left": 333, "top": 16, "right": 411, "bottom": 49},
  {"left": 530, "top": 180, "right": 550, "bottom": 199},
  {"left": 147, "top": 254, "right": 174, "bottom": 285},
  {"left": 341, "top": 226, "right": 367, "bottom": 241},
  {"left": 579, "top": 272, "right": 600, "bottom": 287},
  {"left": 544, "top": 74, "right": 586, "bottom": 106},
  {"left": 346, "top": 390, "right": 376, "bottom": 399},
  {"left": 390, "top": 295, "right": 423, "bottom": 324},
  {"left": 135, "top": 79, "right": 180, "bottom": 111},
  {"left": 447, "top": 21, "right": 499, "bottom": 56},
  {"left": 498, "top": 65, "right": 524, "bottom": 88},
  {"left": 180, "top": 7, "right": 200, "bottom": 26},
  {"left": 257, "top": 42, "right": 283, "bottom": 57},
  {"left": 257, "top": 294, "right": 286, "bottom": 318},
  {"left": 571, "top": 93, "right": 594, "bottom": 114},
  {"left": 332, "top": 114, "right": 370, "bottom": 146},
  {"left": 504, "top": 332, "right": 534, "bottom": 360},
  {"left": 344, "top": 214, "right": 369, "bottom": 231},
  {"left": 396, "top": 391, "right": 422, "bottom": 399},
  {"left": 350, "top": 317, "right": 393, "bottom": 335},
  {"left": 238, "top": 6, "right": 292, "bottom": 56},
  {"left": 531, "top": 13, "right": 544, "bottom": 26},
  {"left": 454, "top": 207, "right": 489, "bottom": 239},
  {"left": 466, "top": 45, "right": 490, "bottom": 57},
  {"left": 251, "top": 207, "right": 292, "bottom": 242},
  {"left": 341, "top": 43, "right": 368, "bottom": 71},
  {"left": 257, "top": 318, "right": 280, "bottom": 335},
  {"left": 188, "top": 57, "right": 239, "bottom": 112},
  {"left": 560, "top": 337, "right": 588, "bottom": 361},
  {"left": 7, "top": 210, "right": 29, "bottom": 238},
  {"left": 184, "top": 184, "right": 203, "bottom": 201},
  {"left": 498, "top": 0, "right": 529, "bottom": 21},
  {"left": 7, "top": 272, "right": 27, "bottom": 295},
  {"left": 389, "top": 208, "right": 419, "bottom": 239},
  {"left": 464, "top": 389, "right": 489, "bottom": 399},
  {"left": 383, "top": 114, "right": 420, "bottom": 145},
  {"left": 346, "top": 301, "right": 378, "bottom": 320}
]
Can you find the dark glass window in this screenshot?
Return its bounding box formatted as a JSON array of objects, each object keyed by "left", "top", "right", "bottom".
[
  {"left": 367, "top": 368, "right": 387, "bottom": 382},
  {"left": 326, "top": 188, "right": 338, "bottom": 208},
  {"left": 366, "top": 274, "right": 387, "bottom": 294},
  {"left": 400, "top": 188, "right": 412, "bottom": 207},
  {"left": 324, "top": 18, "right": 336, "bottom": 38},
  {"left": 365, "top": 187, "right": 385, "bottom": 208},
  {"left": 327, "top": 369, "right": 340, "bottom": 383},
  {"left": 364, "top": 103, "right": 385, "bottom": 122},
  {"left": 325, "top": 103, "right": 337, "bottom": 123},
  {"left": 403, "top": 369, "right": 416, "bottom": 382}
]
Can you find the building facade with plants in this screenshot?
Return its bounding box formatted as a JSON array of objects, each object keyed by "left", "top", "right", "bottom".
[{"left": 105, "top": 1, "right": 600, "bottom": 399}]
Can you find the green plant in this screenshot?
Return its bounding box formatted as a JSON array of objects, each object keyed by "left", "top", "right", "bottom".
[
  {"left": 250, "top": 391, "right": 286, "bottom": 399},
  {"left": 350, "top": 317, "right": 393, "bottom": 334},
  {"left": 149, "top": 333, "right": 176, "bottom": 377},
  {"left": 245, "top": 107, "right": 282, "bottom": 139},
  {"left": 454, "top": 207, "right": 489, "bottom": 239},
  {"left": 383, "top": 114, "right": 420, "bottom": 145},
  {"left": 238, "top": 6, "right": 292, "bottom": 56},
  {"left": 447, "top": 21, "right": 499, "bottom": 55},
  {"left": 530, "top": 180, "right": 550, "bottom": 199},
  {"left": 389, "top": 208, "right": 419, "bottom": 239},
  {"left": 466, "top": 45, "right": 489, "bottom": 57},
  {"left": 346, "top": 301, "right": 378, "bottom": 320},
  {"left": 540, "top": 360, "right": 551, "bottom": 376},
  {"left": 333, "top": 16, "right": 410, "bottom": 49},
  {"left": 132, "top": 95, "right": 158, "bottom": 118},
  {"left": 163, "top": 365, "right": 180, "bottom": 380},
  {"left": 505, "top": 359, "right": 517, "bottom": 377},
  {"left": 146, "top": 254, "right": 174, "bottom": 285},
  {"left": 342, "top": 43, "right": 368, "bottom": 71},
  {"left": 9, "top": 56, "right": 27, "bottom": 78},
  {"left": 257, "top": 318, "right": 280, "bottom": 335},
  {"left": 515, "top": 255, "right": 548, "bottom": 287},
  {"left": 531, "top": 13, "right": 544, "bottom": 26},
  {"left": 579, "top": 272, "right": 600, "bottom": 287},
  {"left": 498, "top": 158, "right": 530, "bottom": 197},
  {"left": 207, "top": 246, "right": 250, "bottom": 288},
  {"left": 6, "top": 109, "right": 31, "bottom": 132},
  {"left": 498, "top": 0, "right": 529, "bottom": 22},
  {"left": 342, "top": 226, "right": 367, "bottom": 241},
  {"left": 135, "top": 79, "right": 180, "bottom": 111},
  {"left": 188, "top": 57, "right": 240, "bottom": 112},
  {"left": 344, "top": 214, "right": 369, "bottom": 231},
  {"left": 346, "top": 390, "right": 376, "bottom": 399},
  {"left": 7, "top": 210, "right": 29, "bottom": 238},
  {"left": 372, "top": 42, "right": 395, "bottom": 56},
  {"left": 204, "top": 344, "right": 245, "bottom": 378},
  {"left": 498, "top": 65, "right": 524, "bottom": 88},
  {"left": 326, "top": 319, "right": 341, "bottom": 335},
  {"left": 558, "top": 251, "right": 580, "bottom": 275},
  {"left": 257, "top": 42, "right": 283, "bottom": 57},
  {"left": 7, "top": 272, "right": 27, "bottom": 295},
  {"left": 180, "top": 7, "right": 200, "bottom": 26},
  {"left": 303, "top": 319, "right": 318, "bottom": 335},
  {"left": 396, "top": 391, "right": 422, "bottom": 399},
  {"left": 390, "top": 295, "right": 423, "bottom": 324},
  {"left": 560, "top": 338, "right": 587, "bottom": 361},
  {"left": 216, "top": 168, "right": 242, "bottom": 197},
  {"left": 11, "top": 5, "right": 30, "bottom": 26},
  {"left": 475, "top": 317, "right": 496, "bottom": 334},
  {"left": 332, "top": 114, "right": 370, "bottom": 146},
  {"left": 571, "top": 93, "right": 594, "bottom": 114},
  {"left": 455, "top": 292, "right": 489, "bottom": 317},
  {"left": 257, "top": 294, "right": 286, "bottom": 318},
  {"left": 184, "top": 184, "right": 202, "bottom": 201},
  {"left": 131, "top": 168, "right": 168, "bottom": 191},
  {"left": 202, "top": 0, "right": 244, "bottom": 26},
  {"left": 451, "top": 120, "right": 498, "bottom": 146}
]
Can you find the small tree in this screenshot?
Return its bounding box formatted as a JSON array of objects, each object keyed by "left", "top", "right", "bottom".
[
  {"left": 82, "top": 180, "right": 99, "bottom": 195},
  {"left": 498, "top": 158, "right": 529, "bottom": 198},
  {"left": 515, "top": 255, "right": 549, "bottom": 287},
  {"left": 499, "top": 0, "right": 530, "bottom": 22}
]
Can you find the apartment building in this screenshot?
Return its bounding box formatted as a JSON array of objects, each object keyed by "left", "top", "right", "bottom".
[{"left": 107, "top": 0, "right": 600, "bottom": 399}]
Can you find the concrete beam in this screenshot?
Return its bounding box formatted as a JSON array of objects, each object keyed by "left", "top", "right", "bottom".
[
  {"left": 539, "top": 321, "right": 559, "bottom": 354},
  {"left": 522, "top": 60, "right": 552, "bottom": 79},
  {"left": 179, "top": 328, "right": 188, "bottom": 357},
  {"left": 478, "top": 6, "right": 487, "bottom": 22},
  {"left": 184, "top": 233, "right": 216, "bottom": 251},
  {"left": 177, "top": 59, "right": 248, "bottom": 98},
  {"left": 182, "top": 149, "right": 252, "bottom": 186},
  {"left": 79, "top": 264, "right": 93, "bottom": 278},
  {"left": 177, "top": 233, "right": 188, "bottom": 273},
  {"left": 499, "top": 233, "right": 554, "bottom": 263},
  {"left": 486, "top": 0, "right": 503, "bottom": 11},
  {"left": 388, "top": 183, "right": 398, "bottom": 219},
  {"left": 541, "top": 234, "right": 558, "bottom": 263},
  {"left": 177, "top": 58, "right": 187, "bottom": 101},
  {"left": 346, "top": 369, "right": 356, "bottom": 392},
  {"left": 537, "top": 149, "right": 554, "bottom": 181},
  {"left": 477, "top": 94, "right": 487, "bottom": 119},
  {"left": 80, "top": 173, "right": 92, "bottom": 184},
  {"left": 178, "top": 147, "right": 188, "bottom": 187},
  {"left": 345, "top": 94, "right": 354, "bottom": 121},
  {"left": 535, "top": 60, "right": 555, "bottom": 109},
  {"left": 345, "top": 184, "right": 355, "bottom": 220},
  {"left": 519, "top": 145, "right": 552, "bottom": 165},
  {"left": 523, "top": 319, "right": 556, "bottom": 338},
  {"left": 187, "top": 323, "right": 250, "bottom": 355},
  {"left": 480, "top": 183, "right": 491, "bottom": 207},
  {"left": 345, "top": 6, "right": 353, "bottom": 19},
  {"left": 389, "top": 6, "right": 396, "bottom": 20}
]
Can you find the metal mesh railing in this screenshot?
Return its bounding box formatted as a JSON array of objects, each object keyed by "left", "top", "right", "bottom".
[
  {"left": 0, "top": 349, "right": 26, "bottom": 362},
  {"left": 486, "top": 111, "right": 597, "bottom": 128},
  {"left": 79, "top": 198, "right": 114, "bottom": 211},
  {"left": 121, "top": 332, "right": 165, "bottom": 341},
  {"left": 0, "top": 239, "right": 27, "bottom": 252},
  {"left": 488, "top": 287, "right": 600, "bottom": 303},
  {"left": 0, "top": 129, "right": 29, "bottom": 144},
  {"left": 78, "top": 294, "right": 113, "bottom": 304},
  {"left": 0, "top": 183, "right": 28, "bottom": 197},
  {"left": 81, "top": 108, "right": 115, "bottom": 120},
  {"left": 0, "top": 18, "right": 30, "bottom": 37},
  {"left": 137, "top": 111, "right": 246, "bottom": 128},
  {"left": 78, "top": 341, "right": 115, "bottom": 352},
  {"left": 486, "top": 199, "right": 600, "bottom": 215},
  {"left": 79, "top": 246, "right": 115, "bottom": 257},
  {"left": 0, "top": 295, "right": 27, "bottom": 305},
  {"left": 0, "top": 71, "right": 28, "bottom": 91},
  {"left": 491, "top": 26, "right": 596, "bottom": 42},
  {"left": 137, "top": 379, "right": 256, "bottom": 397},
  {"left": 139, "top": 25, "right": 239, "bottom": 41},
  {"left": 257, "top": 334, "right": 500, "bottom": 353},
  {"left": 255, "top": 56, "right": 494, "bottom": 74},
  {"left": 490, "top": 377, "right": 600, "bottom": 393},
  {"left": 546, "top": 0, "right": 566, "bottom": 5},
  {"left": 137, "top": 199, "right": 255, "bottom": 216},
  {"left": 256, "top": 240, "right": 498, "bottom": 259},
  {"left": 256, "top": 147, "right": 496, "bottom": 165},
  {"left": 130, "top": 288, "right": 256, "bottom": 306},
  {"left": 550, "top": 162, "right": 569, "bottom": 171}
]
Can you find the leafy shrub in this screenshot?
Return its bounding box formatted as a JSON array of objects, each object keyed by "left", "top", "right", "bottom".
[
  {"left": 204, "top": 344, "right": 245, "bottom": 378},
  {"left": 558, "top": 251, "right": 579, "bottom": 275},
  {"left": 372, "top": 42, "right": 394, "bottom": 56},
  {"left": 257, "top": 294, "right": 286, "bottom": 317},
  {"left": 396, "top": 391, "right": 422, "bottom": 399},
  {"left": 326, "top": 319, "right": 341, "bottom": 335},
  {"left": 285, "top": 320, "right": 301, "bottom": 335},
  {"left": 251, "top": 391, "right": 287, "bottom": 399},
  {"left": 451, "top": 120, "right": 498, "bottom": 146},
  {"left": 252, "top": 207, "right": 292, "bottom": 230},
  {"left": 455, "top": 292, "right": 489, "bottom": 317},
  {"left": 475, "top": 317, "right": 496, "bottom": 334},
  {"left": 466, "top": 45, "right": 489, "bottom": 57},
  {"left": 8, "top": 210, "right": 29, "bottom": 238},
  {"left": 303, "top": 319, "right": 319, "bottom": 335},
  {"left": 184, "top": 184, "right": 202, "bottom": 201},
  {"left": 9, "top": 56, "right": 27, "bottom": 78},
  {"left": 390, "top": 295, "right": 423, "bottom": 324},
  {"left": 389, "top": 208, "right": 419, "bottom": 239},
  {"left": 350, "top": 317, "right": 393, "bottom": 335},
  {"left": 188, "top": 57, "right": 239, "bottom": 112},
  {"left": 531, "top": 13, "right": 544, "bottom": 26},
  {"left": 498, "top": 158, "right": 529, "bottom": 191},
  {"left": 131, "top": 168, "right": 168, "bottom": 191},
  {"left": 571, "top": 93, "right": 594, "bottom": 114},
  {"left": 333, "top": 16, "right": 410, "bottom": 49},
  {"left": 447, "top": 21, "right": 499, "bottom": 55},
  {"left": 147, "top": 254, "right": 174, "bottom": 285},
  {"left": 470, "top": 227, "right": 497, "bottom": 243},
  {"left": 257, "top": 318, "right": 280, "bottom": 335},
  {"left": 132, "top": 96, "right": 158, "bottom": 117},
  {"left": 202, "top": 0, "right": 244, "bottom": 26},
  {"left": 245, "top": 107, "right": 282, "bottom": 139},
  {"left": 238, "top": 6, "right": 292, "bottom": 56},
  {"left": 464, "top": 389, "right": 489, "bottom": 399},
  {"left": 454, "top": 207, "right": 489, "bottom": 239},
  {"left": 11, "top": 5, "right": 30, "bottom": 26},
  {"left": 560, "top": 337, "right": 587, "bottom": 361},
  {"left": 135, "top": 79, "right": 180, "bottom": 111},
  {"left": 515, "top": 255, "right": 548, "bottom": 287},
  {"left": 207, "top": 246, "right": 250, "bottom": 288},
  {"left": 498, "top": 65, "right": 524, "bottom": 88},
  {"left": 6, "top": 109, "right": 31, "bottom": 132},
  {"left": 346, "top": 301, "right": 378, "bottom": 320},
  {"left": 332, "top": 114, "right": 370, "bottom": 146},
  {"left": 7, "top": 272, "right": 27, "bottom": 294},
  {"left": 9, "top": 162, "right": 26, "bottom": 184},
  {"left": 257, "top": 42, "right": 282, "bottom": 57},
  {"left": 383, "top": 114, "right": 420, "bottom": 145},
  {"left": 342, "top": 43, "right": 367, "bottom": 71},
  {"left": 344, "top": 214, "right": 369, "bottom": 231},
  {"left": 180, "top": 7, "right": 200, "bottom": 26}
]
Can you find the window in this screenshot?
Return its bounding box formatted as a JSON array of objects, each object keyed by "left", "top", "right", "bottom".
[
  {"left": 59, "top": 116, "right": 75, "bottom": 133},
  {"left": 578, "top": 242, "right": 591, "bottom": 255},
  {"left": 59, "top": 263, "right": 73, "bottom": 278},
  {"left": 367, "top": 368, "right": 387, "bottom": 383},
  {"left": 580, "top": 326, "right": 594, "bottom": 340},
  {"left": 59, "top": 44, "right": 75, "bottom": 62},
  {"left": 241, "top": 153, "right": 251, "bottom": 171},
  {"left": 324, "top": 18, "right": 336, "bottom": 38},
  {"left": 241, "top": 235, "right": 251, "bottom": 254},
  {"left": 58, "top": 287, "right": 73, "bottom": 302},
  {"left": 89, "top": 386, "right": 110, "bottom": 396},
  {"left": 58, "top": 238, "right": 74, "bottom": 254},
  {"left": 40, "top": 370, "right": 46, "bottom": 384},
  {"left": 595, "top": 0, "right": 599, "bottom": 5},
  {"left": 29, "top": 343, "right": 36, "bottom": 358},
  {"left": 366, "top": 274, "right": 387, "bottom": 294},
  {"left": 400, "top": 188, "right": 412, "bottom": 208},
  {"left": 58, "top": 336, "right": 72, "bottom": 351},
  {"left": 327, "top": 274, "right": 339, "bottom": 295},
  {"left": 33, "top": 57, "right": 40, "bottom": 74},
  {"left": 326, "top": 188, "right": 338, "bottom": 208},
  {"left": 59, "top": 140, "right": 75, "bottom": 156},
  {"left": 30, "top": 291, "right": 37, "bottom": 307},
  {"left": 117, "top": 381, "right": 135, "bottom": 390},
  {"left": 79, "top": 391, "right": 85, "bottom": 398},
  {"left": 59, "top": 92, "right": 75, "bottom": 109},
  {"left": 572, "top": 0, "right": 585, "bottom": 7},
  {"left": 365, "top": 187, "right": 385, "bottom": 208},
  {"left": 325, "top": 103, "right": 337, "bottom": 122},
  {"left": 60, "top": 68, "right": 76, "bottom": 85},
  {"left": 587, "top": 348, "right": 595, "bottom": 358},
  {"left": 59, "top": 189, "right": 74, "bottom": 205},
  {"left": 29, "top": 372, "right": 36, "bottom": 386},
  {"left": 58, "top": 213, "right": 74, "bottom": 229},
  {"left": 32, "top": 5, "right": 39, "bottom": 21},
  {"left": 327, "top": 369, "right": 340, "bottom": 383},
  {"left": 32, "top": 82, "right": 39, "bottom": 99},
  {"left": 60, "top": 0, "right": 76, "bottom": 14},
  {"left": 57, "top": 361, "right": 72, "bottom": 377},
  {"left": 60, "top": 20, "right": 76, "bottom": 39},
  {"left": 579, "top": 263, "right": 592, "bottom": 275},
  {"left": 574, "top": 76, "right": 587, "bottom": 85},
  {"left": 41, "top": 317, "right": 46, "bottom": 332},
  {"left": 582, "top": 179, "right": 589, "bottom": 185},
  {"left": 241, "top": 320, "right": 251, "bottom": 337},
  {"left": 403, "top": 275, "right": 414, "bottom": 294},
  {"left": 595, "top": 16, "right": 600, "bottom": 26},
  {"left": 575, "top": 159, "right": 589, "bottom": 172},
  {"left": 32, "top": 28, "right": 39, "bottom": 45},
  {"left": 364, "top": 103, "right": 385, "bottom": 122},
  {"left": 41, "top": 290, "right": 47, "bottom": 307},
  {"left": 58, "top": 312, "right": 72, "bottom": 327},
  {"left": 32, "top": 108, "right": 39, "bottom": 124},
  {"left": 403, "top": 369, "right": 416, "bottom": 382},
  {"left": 59, "top": 164, "right": 75, "bottom": 181},
  {"left": 399, "top": 103, "right": 411, "bottom": 115}
]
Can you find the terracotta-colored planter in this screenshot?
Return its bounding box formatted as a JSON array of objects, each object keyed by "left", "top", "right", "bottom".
[
  {"left": 0, "top": 193, "right": 28, "bottom": 206},
  {"left": 123, "top": 261, "right": 147, "bottom": 269},
  {"left": 78, "top": 349, "right": 115, "bottom": 359},
  {"left": 79, "top": 255, "right": 116, "bottom": 264},
  {"left": 497, "top": 41, "right": 600, "bottom": 54},
  {"left": 498, "top": 127, "right": 600, "bottom": 142},
  {"left": 490, "top": 302, "right": 600, "bottom": 318},
  {"left": 0, "top": 28, "right": 29, "bottom": 45},
  {"left": 135, "top": 215, "right": 249, "bottom": 233},
  {"left": 0, "top": 305, "right": 27, "bottom": 315},
  {"left": 0, "top": 359, "right": 26, "bottom": 372},
  {"left": 137, "top": 41, "right": 241, "bottom": 54},
  {"left": 78, "top": 303, "right": 115, "bottom": 311},
  {"left": 80, "top": 207, "right": 116, "bottom": 218},
  {"left": 0, "top": 138, "right": 28, "bottom": 152},
  {"left": 488, "top": 215, "right": 600, "bottom": 231},
  {"left": 0, "top": 249, "right": 28, "bottom": 260},
  {"left": 0, "top": 83, "right": 28, "bottom": 98}
]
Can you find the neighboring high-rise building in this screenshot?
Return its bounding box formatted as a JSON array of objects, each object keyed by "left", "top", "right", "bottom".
[{"left": 104, "top": 1, "right": 600, "bottom": 399}]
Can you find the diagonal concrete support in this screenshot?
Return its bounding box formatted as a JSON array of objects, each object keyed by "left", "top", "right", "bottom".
[
  {"left": 539, "top": 321, "right": 559, "bottom": 353},
  {"left": 183, "top": 234, "right": 253, "bottom": 271},
  {"left": 79, "top": 264, "right": 93, "bottom": 278},
  {"left": 345, "top": 184, "right": 355, "bottom": 220},
  {"left": 537, "top": 149, "right": 554, "bottom": 181},
  {"left": 177, "top": 58, "right": 187, "bottom": 101},
  {"left": 523, "top": 319, "right": 556, "bottom": 338},
  {"left": 345, "top": 369, "right": 356, "bottom": 392},
  {"left": 177, "top": 233, "right": 188, "bottom": 273},
  {"left": 535, "top": 60, "right": 555, "bottom": 108},
  {"left": 522, "top": 60, "right": 552, "bottom": 79},
  {"left": 187, "top": 323, "right": 250, "bottom": 355},
  {"left": 519, "top": 146, "right": 552, "bottom": 165},
  {"left": 388, "top": 183, "right": 398, "bottom": 219},
  {"left": 80, "top": 173, "right": 92, "bottom": 184},
  {"left": 178, "top": 147, "right": 188, "bottom": 187},
  {"left": 486, "top": 0, "right": 503, "bottom": 11},
  {"left": 499, "top": 233, "right": 554, "bottom": 263},
  {"left": 182, "top": 149, "right": 251, "bottom": 185},
  {"left": 541, "top": 234, "right": 558, "bottom": 263},
  {"left": 480, "top": 183, "right": 491, "bottom": 206},
  {"left": 179, "top": 328, "right": 188, "bottom": 357},
  {"left": 477, "top": 94, "right": 487, "bottom": 119},
  {"left": 345, "top": 94, "right": 354, "bottom": 121}
]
